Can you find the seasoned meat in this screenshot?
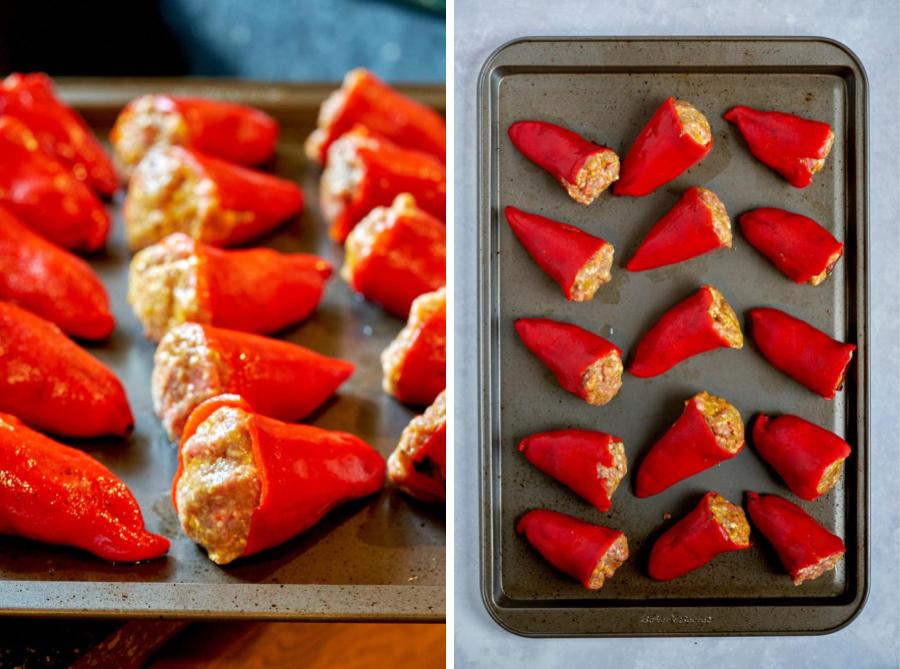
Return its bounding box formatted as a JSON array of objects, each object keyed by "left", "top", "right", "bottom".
[
  {"left": 693, "top": 391, "right": 744, "bottom": 454},
  {"left": 580, "top": 351, "right": 623, "bottom": 406}
]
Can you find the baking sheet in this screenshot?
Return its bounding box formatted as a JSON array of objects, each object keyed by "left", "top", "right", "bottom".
[
  {"left": 478, "top": 38, "right": 868, "bottom": 636},
  {"left": 0, "top": 80, "right": 445, "bottom": 620}
]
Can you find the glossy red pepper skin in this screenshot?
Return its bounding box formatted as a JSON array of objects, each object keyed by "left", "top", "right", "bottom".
[
  {"left": 0, "top": 302, "right": 132, "bottom": 437},
  {"left": 383, "top": 288, "right": 446, "bottom": 406},
  {"left": 322, "top": 126, "right": 446, "bottom": 242},
  {"left": 518, "top": 429, "right": 624, "bottom": 513},
  {"left": 0, "top": 412, "right": 168, "bottom": 561},
  {"left": 636, "top": 394, "right": 744, "bottom": 498},
  {"left": 752, "top": 414, "right": 851, "bottom": 501},
  {"left": 514, "top": 317, "right": 623, "bottom": 405},
  {"left": 615, "top": 97, "right": 712, "bottom": 196},
  {"left": 388, "top": 391, "right": 446, "bottom": 503},
  {"left": 306, "top": 68, "right": 445, "bottom": 164},
  {"left": 0, "top": 116, "right": 110, "bottom": 253},
  {"left": 629, "top": 285, "right": 742, "bottom": 378},
  {"left": 0, "top": 208, "right": 114, "bottom": 340},
  {"left": 648, "top": 492, "right": 751, "bottom": 581},
  {"left": 626, "top": 187, "right": 731, "bottom": 272},
  {"left": 749, "top": 308, "right": 855, "bottom": 399},
  {"left": 504, "top": 206, "right": 613, "bottom": 301},
  {"left": 739, "top": 208, "right": 844, "bottom": 285},
  {"left": 174, "top": 395, "right": 385, "bottom": 559},
  {"left": 746, "top": 492, "right": 845, "bottom": 584},
  {"left": 342, "top": 195, "right": 446, "bottom": 318},
  {"left": 517, "top": 509, "right": 627, "bottom": 590},
  {"left": 0, "top": 73, "right": 118, "bottom": 196},
  {"left": 724, "top": 106, "right": 834, "bottom": 188}
]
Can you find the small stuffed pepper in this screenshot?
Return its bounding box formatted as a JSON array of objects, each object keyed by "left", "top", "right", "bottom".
[
  {"left": 626, "top": 187, "right": 732, "bottom": 272},
  {"left": 615, "top": 97, "right": 713, "bottom": 196},
  {"left": 636, "top": 392, "right": 744, "bottom": 498},
  {"left": 504, "top": 206, "right": 614, "bottom": 301},
  {"left": 0, "top": 116, "right": 110, "bottom": 253},
  {"left": 173, "top": 394, "right": 385, "bottom": 565},
  {"left": 507, "top": 121, "right": 619, "bottom": 205},
  {"left": 739, "top": 208, "right": 844, "bottom": 285},
  {"left": 388, "top": 391, "right": 446, "bottom": 503},
  {"left": 0, "top": 208, "right": 114, "bottom": 340},
  {"left": 648, "top": 491, "right": 751, "bottom": 581},
  {"left": 321, "top": 126, "right": 446, "bottom": 242},
  {"left": 518, "top": 429, "right": 627, "bottom": 513},
  {"left": 124, "top": 145, "right": 304, "bottom": 251},
  {"left": 517, "top": 509, "right": 628, "bottom": 590},
  {"left": 0, "top": 72, "right": 118, "bottom": 196},
  {"left": 724, "top": 106, "right": 834, "bottom": 188},
  {"left": 111, "top": 94, "right": 278, "bottom": 173},
  {"left": 342, "top": 194, "right": 446, "bottom": 318},
  {"left": 752, "top": 414, "right": 850, "bottom": 501},
  {"left": 746, "top": 492, "right": 844, "bottom": 585},
  {"left": 629, "top": 285, "right": 743, "bottom": 378},
  {"left": 128, "top": 232, "right": 330, "bottom": 341},
  {"left": 0, "top": 412, "right": 168, "bottom": 562},
  {"left": 153, "top": 323, "right": 354, "bottom": 441},
  {"left": 381, "top": 287, "right": 446, "bottom": 406},
  {"left": 306, "top": 68, "right": 445, "bottom": 165},
  {"left": 749, "top": 308, "right": 855, "bottom": 399},
  {"left": 0, "top": 302, "right": 132, "bottom": 438},
  {"left": 515, "top": 317, "right": 623, "bottom": 406}
]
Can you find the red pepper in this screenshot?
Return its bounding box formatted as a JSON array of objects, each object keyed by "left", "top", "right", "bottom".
[
  {"left": 739, "top": 208, "right": 844, "bottom": 285},
  {"left": 0, "top": 73, "right": 118, "bottom": 196},
  {"left": 388, "top": 390, "right": 446, "bottom": 503},
  {"left": 724, "top": 106, "right": 834, "bottom": 188},
  {"left": 752, "top": 414, "right": 850, "bottom": 501},
  {"left": 746, "top": 492, "right": 845, "bottom": 585},
  {"left": 306, "top": 68, "right": 445, "bottom": 165},
  {"left": 153, "top": 322, "right": 355, "bottom": 441},
  {"left": 504, "top": 206, "right": 614, "bottom": 302},
  {"left": 648, "top": 492, "right": 751, "bottom": 581},
  {"left": 0, "top": 412, "right": 168, "bottom": 562},
  {"left": 173, "top": 394, "right": 384, "bottom": 564},
  {"left": 129, "top": 232, "right": 330, "bottom": 341},
  {"left": 111, "top": 94, "right": 278, "bottom": 172},
  {"left": 124, "top": 145, "right": 304, "bottom": 251},
  {"left": 626, "top": 187, "right": 732, "bottom": 272},
  {"left": 0, "top": 302, "right": 132, "bottom": 437},
  {"left": 516, "top": 509, "right": 628, "bottom": 590},
  {"left": 342, "top": 194, "right": 446, "bottom": 318},
  {"left": 0, "top": 207, "right": 114, "bottom": 340},
  {"left": 615, "top": 97, "right": 713, "bottom": 197},
  {"left": 507, "top": 121, "right": 619, "bottom": 205},
  {"left": 518, "top": 429, "right": 627, "bottom": 513},
  {"left": 749, "top": 308, "right": 855, "bottom": 399},
  {"left": 381, "top": 287, "right": 446, "bottom": 406},
  {"left": 321, "top": 125, "right": 446, "bottom": 242},
  {"left": 0, "top": 116, "right": 110, "bottom": 253},
  {"left": 636, "top": 392, "right": 744, "bottom": 498},
  {"left": 629, "top": 285, "right": 743, "bottom": 378},
  {"left": 514, "top": 317, "right": 623, "bottom": 406}
]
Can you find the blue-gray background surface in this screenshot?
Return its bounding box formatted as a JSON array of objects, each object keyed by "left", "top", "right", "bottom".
[{"left": 453, "top": 1, "right": 899, "bottom": 666}]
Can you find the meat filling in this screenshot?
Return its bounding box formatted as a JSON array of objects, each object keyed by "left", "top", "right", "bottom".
[
  {"left": 304, "top": 68, "right": 362, "bottom": 161},
  {"left": 564, "top": 149, "right": 620, "bottom": 205},
  {"left": 598, "top": 439, "right": 628, "bottom": 499},
  {"left": 388, "top": 391, "right": 446, "bottom": 501},
  {"left": 580, "top": 351, "right": 624, "bottom": 406},
  {"left": 809, "top": 248, "right": 843, "bottom": 286},
  {"left": 320, "top": 130, "right": 374, "bottom": 226},
  {"left": 693, "top": 391, "right": 744, "bottom": 453},
  {"left": 342, "top": 194, "right": 415, "bottom": 283},
  {"left": 127, "top": 233, "right": 210, "bottom": 341},
  {"left": 802, "top": 129, "right": 835, "bottom": 176},
  {"left": 113, "top": 95, "right": 189, "bottom": 173},
  {"left": 817, "top": 458, "right": 846, "bottom": 495},
  {"left": 674, "top": 99, "right": 712, "bottom": 146},
  {"left": 152, "top": 322, "right": 230, "bottom": 441},
  {"left": 381, "top": 287, "right": 445, "bottom": 397},
  {"left": 708, "top": 494, "right": 751, "bottom": 546},
  {"left": 706, "top": 285, "right": 743, "bottom": 349},
  {"left": 586, "top": 533, "right": 629, "bottom": 590},
  {"left": 793, "top": 551, "right": 843, "bottom": 585},
  {"left": 570, "top": 243, "right": 614, "bottom": 302},
  {"left": 697, "top": 188, "right": 732, "bottom": 246},
  {"left": 175, "top": 405, "right": 261, "bottom": 565}
]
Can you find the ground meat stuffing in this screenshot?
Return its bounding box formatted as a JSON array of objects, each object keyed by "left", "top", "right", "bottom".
[
  {"left": 693, "top": 391, "right": 744, "bottom": 453},
  {"left": 817, "top": 458, "right": 846, "bottom": 495},
  {"left": 706, "top": 285, "right": 744, "bottom": 349},
  {"left": 304, "top": 68, "right": 362, "bottom": 161},
  {"left": 320, "top": 130, "right": 376, "bottom": 225},
  {"left": 586, "top": 533, "right": 629, "bottom": 590},
  {"left": 708, "top": 494, "right": 751, "bottom": 546},
  {"left": 342, "top": 194, "right": 416, "bottom": 282},
  {"left": 564, "top": 148, "right": 620, "bottom": 205},
  {"left": 793, "top": 551, "right": 843, "bottom": 585},
  {"left": 381, "top": 287, "right": 445, "bottom": 397},
  {"left": 809, "top": 248, "right": 843, "bottom": 286},
  {"left": 175, "top": 405, "right": 261, "bottom": 565},
  {"left": 580, "top": 351, "right": 623, "bottom": 406},
  {"left": 802, "top": 129, "right": 835, "bottom": 176},
  {"left": 152, "top": 322, "right": 230, "bottom": 441},
  {"left": 113, "top": 95, "right": 189, "bottom": 173},
  {"left": 674, "top": 99, "right": 712, "bottom": 146},
  {"left": 570, "top": 243, "right": 614, "bottom": 302},
  {"left": 696, "top": 188, "right": 732, "bottom": 247},
  {"left": 388, "top": 391, "right": 446, "bottom": 501},
  {"left": 597, "top": 439, "right": 628, "bottom": 499}
]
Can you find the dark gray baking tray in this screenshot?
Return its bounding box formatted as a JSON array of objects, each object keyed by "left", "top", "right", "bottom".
[
  {"left": 0, "top": 79, "right": 444, "bottom": 620},
  {"left": 478, "top": 37, "right": 868, "bottom": 636}
]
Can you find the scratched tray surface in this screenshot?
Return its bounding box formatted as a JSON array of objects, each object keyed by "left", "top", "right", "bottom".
[
  {"left": 0, "top": 80, "right": 444, "bottom": 620},
  {"left": 478, "top": 39, "right": 867, "bottom": 636}
]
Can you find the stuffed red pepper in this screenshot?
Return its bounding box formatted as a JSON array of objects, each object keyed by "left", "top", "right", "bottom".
[{"left": 388, "top": 390, "right": 446, "bottom": 503}]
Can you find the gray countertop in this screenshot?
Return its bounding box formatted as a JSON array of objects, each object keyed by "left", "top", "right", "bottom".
[{"left": 452, "top": 1, "right": 899, "bottom": 666}]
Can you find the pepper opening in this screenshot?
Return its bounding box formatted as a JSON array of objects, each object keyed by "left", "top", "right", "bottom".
[
  {"left": 587, "top": 533, "right": 629, "bottom": 590},
  {"left": 696, "top": 187, "right": 733, "bottom": 247},
  {"left": 708, "top": 494, "right": 751, "bottom": 546},
  {"left": 571, "top": 243, "right": 614, "bottom": 302},
  {"left": 706, "top": 286, "right": 744, "bottom": 349},
  {"left": 802, "top": 129, "right": 835, "bottom": 176},
  {"left": 388, "top": 391, "right": 446, "bottom": 502},
  {"left": 580, "top": 351, "right": 624, "bottom": 406},
  {"left": 598, "top": 439, "right": 628, "bottom": 499},
  {"left": 817, "top": 458, "right": 846, "bottom": 495},
  {"left": 793, "top": 551, "right": 843, "bottom": 585},
  {"left": 564, "top": 149, "right": 620, "bottom": 205},
  {"left": 113, "top": 95, "right": 188, "bottom": 173},
  {"left": 674, "top": 99, "right": 712, "bottom": 146},
  {"left": 381, "top": 287, "right": 445, "bottom": 397},
  {"left": 693, "top": 391, "right": 744, "bottom": 453}
]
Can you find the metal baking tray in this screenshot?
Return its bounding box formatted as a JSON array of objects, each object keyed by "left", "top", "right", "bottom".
[
  {"left": 0, "top": 79, "right": 445, "bottom": 620},
  {"left": 478, "top": 38, "right": 868, "bottom": 636}
]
